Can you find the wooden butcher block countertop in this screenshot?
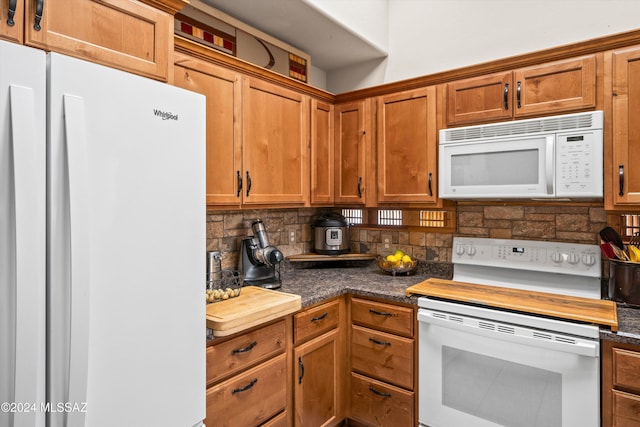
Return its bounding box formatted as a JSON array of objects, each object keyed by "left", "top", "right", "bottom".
[
  {"left": 206, "top": 286, "right": 301, "bottom": 337},
  {"left": 407, "top": 278, "right": 619, "bottom": 332}
]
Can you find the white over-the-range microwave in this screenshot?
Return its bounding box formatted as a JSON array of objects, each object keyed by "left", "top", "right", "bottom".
[{"left": 438, "top": 111, "right": 603, "bottom": 200}]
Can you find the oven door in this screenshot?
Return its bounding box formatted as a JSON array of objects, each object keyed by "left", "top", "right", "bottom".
[
  {"left": 418, "top": 307, "right": 599, "bottom": 427},
  {"left": 438, "top": 135, "right": 554, "bottom": 199}
]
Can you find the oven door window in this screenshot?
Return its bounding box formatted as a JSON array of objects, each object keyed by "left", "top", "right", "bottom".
[{"left": 442, "top": 346, "right": 561, "bottom": 427}]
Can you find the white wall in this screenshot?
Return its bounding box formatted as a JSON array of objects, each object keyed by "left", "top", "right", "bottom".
[{"left": 326, "top": 0, "right": 640, "bottom": 93}]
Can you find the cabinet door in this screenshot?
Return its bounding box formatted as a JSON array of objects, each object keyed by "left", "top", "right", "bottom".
[
  {"left": 377, "top": 87, "right": 437, "bottom": 204},
  {"left": 174, "top": 55, "right": 242, "bottom": 207},
  {"left": 24, "top": 0, "right": 171, "bottom": 81},
  {"left": 335, "top": 101, "right": 368, "bottom": 204},
  {"left": 447, "top": 71, "right": 512, "bottom": 125},
  {"left": 609, "top": 46, "right": 640, "bottom": 206},
  {"left": 514, "top": 55, "right": 596, "bottom": 117},
  {"left": 242, "top": 77, "right": 309, "bottom": 205},
  {"left": 294, "top": 329, "right": 340, "bottom": 427},
  {"left": 0, "top": 0, "right": 23, "bottom": 44},
  {"left": 310, "top": 100, "right": 334, "bottom": 205}
]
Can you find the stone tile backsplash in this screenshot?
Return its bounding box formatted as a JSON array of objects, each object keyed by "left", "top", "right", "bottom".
[{"left": 206, "top": 205, "right": 607, "bottom": 270}]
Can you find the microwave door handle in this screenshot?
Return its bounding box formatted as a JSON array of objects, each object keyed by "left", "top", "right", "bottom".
[{"left": 545, "top": 136, "right": 554, "bottom": 194}]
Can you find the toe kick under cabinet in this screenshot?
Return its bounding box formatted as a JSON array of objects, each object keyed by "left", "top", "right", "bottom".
[
  {"left": 349, "top": 297, "right": 417, "bottom": 426},
  {"left": 206, "top": 318, "right": 291, "bottom": 427}
]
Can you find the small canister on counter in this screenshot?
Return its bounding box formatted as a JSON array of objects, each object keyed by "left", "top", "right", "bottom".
[{"left": 609, "top": 259, "right": 640, "bottom": 307}]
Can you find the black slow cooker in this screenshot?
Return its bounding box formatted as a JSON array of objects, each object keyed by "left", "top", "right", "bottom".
[{"left": 312, "top": 213, "right": 350, "bottom": 255}]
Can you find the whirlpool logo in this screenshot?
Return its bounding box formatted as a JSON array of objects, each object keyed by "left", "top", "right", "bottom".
[{"left": 153, "top": 109, "right": 179, "bottom": 121}]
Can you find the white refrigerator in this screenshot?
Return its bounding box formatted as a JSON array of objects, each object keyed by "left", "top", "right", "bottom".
[{"left": 0, "top": 41, "right": 206, "bottom": 427}]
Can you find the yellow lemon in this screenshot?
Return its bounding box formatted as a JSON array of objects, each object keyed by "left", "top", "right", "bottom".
[
  {"left": 401, "top": 255, "right": 412, "bottom": 264},
  {"left": 386, "top": 254, "right": 398, "bottom": 263},
  {"left": 394, "top": 249, "right": 405, "bottom": 258}
]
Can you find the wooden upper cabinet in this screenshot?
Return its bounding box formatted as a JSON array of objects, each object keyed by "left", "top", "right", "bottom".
[
  {"left": 377, "top": 87, "right": 438, "bottom": 205},
  {"left": 24, "top": 0, "right": 173, "bottom": 81},
  {"left": 310, "top": 100, "right": 334, "bottom": 205},
  {"left": 334, "top": 100, "right": 371, "bottom": 205},
  {"left": 242, "top": 77, "right": 309, "bottom": 206},
  {"left": 606, "top": 45, "right": 640, "bottom": 208},
  {"left": 0, "top": 0, "right": 23, "bottom": 44},
  {"left": 173, "top": 53, "right": 242, "bottom": 207},
  {"left": 447, "top": 55, "right": 596, "bottom": 125}
]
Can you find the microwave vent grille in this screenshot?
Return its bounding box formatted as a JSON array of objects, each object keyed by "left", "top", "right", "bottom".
[{"left": 442, "top": 111, "right": 599, "bottom": 143}]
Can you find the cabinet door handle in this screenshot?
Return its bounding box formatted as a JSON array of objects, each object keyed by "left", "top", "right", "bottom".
[
  {"left": 311, "top": 312, "right": 328, "bottom": 322},
  {"left": 357, "top": 176, "right": 363, "bottom": 198},
  {"left": 369, "top": 308, "right": 394, "bottom": 317},
  {"left": 246, "top": 171, "right": 252, "bottom": 197},
  {"left": 298, "top": 357, "right": 304, "bottom": 384},
  {"left": 516, "top": 81, "right": 522, "bottom": 108},
  {"left": 231, "top": 378, "right": 257, "bottom": 395},
  {"left": 368, "top": 386, "right": 391, "bottom": 398},
  {"left": 619, "top": 165, "right": 625, "bottom": 196},
  {"left": 428, "top": 172, "right": 433, "bottom": 197},
  {"left": 7, "top": 0, "right": 16, "bottom": 26},
  {"left": 231, "top": 341, "right": 257, "bottom": 355},
  {"left": 503, "top": 83, "right": 509, "bottom": 110},
  {"left": 369, "top": 337, "right": 391, "bottom": 346},
  {"left": 236, "top": 170, "right": 242, "bottom": 197},
  {"left": 33, "top": 0, "right": 43, "bottom": 30}
]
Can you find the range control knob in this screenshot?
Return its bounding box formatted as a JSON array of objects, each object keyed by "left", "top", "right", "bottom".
[
  {"left": 455, "top": 244, "right": 465, "bottom": 256},
  {"left": 582, "top": 253, "right": 597, "bottom": 266},
  {"left": 551, "top": 251, "right": 564, "bottom": 264},
  {"left": 567, "top": 253, "right": 580, "bottom": 265},
  {"left": 466, "top": 245, "right": 477, "bottom": 256}
]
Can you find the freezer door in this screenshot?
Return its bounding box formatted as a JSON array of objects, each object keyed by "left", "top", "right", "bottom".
[
  {"left": 47, "top": 53, "right": 206, "bottom": 427},
  {"left": 0, "top": 41, "right": 46, "bottom": 427}
]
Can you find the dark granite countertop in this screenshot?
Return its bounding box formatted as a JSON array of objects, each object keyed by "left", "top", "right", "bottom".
[{"left": 279, "top": 261, "right": 640, "bottom": 347}]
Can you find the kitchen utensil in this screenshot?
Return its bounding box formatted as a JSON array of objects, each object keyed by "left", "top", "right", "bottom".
[
  {"left": 600, "top": 242, "right": 616, "bottom": 259},
  {"left": 629, "top": 245, "right": 640, "bottom": 263},
  {"left": 610, "top": 242, "right": 630, "bottom": 261},
  {"left": 600, "top": 226, "right": 625, "bottom": 250},
  {"left": 631, "top": 232, "right": 640, "bottom": 247}
]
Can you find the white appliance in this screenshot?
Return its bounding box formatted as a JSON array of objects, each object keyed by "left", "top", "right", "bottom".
[
  {"left": 438, "top": 111, "right": 604, "bottom": 200},
  {"left": 418, "top": 237, "right": 602, "bottom": 427},
  {"left": 0, "top": 41, "right": 206, "bottom": 427}
]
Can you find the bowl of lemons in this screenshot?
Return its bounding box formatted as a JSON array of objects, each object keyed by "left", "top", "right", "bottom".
[{"left": 376, "top": 250, "right": 418, "bottom": 276}]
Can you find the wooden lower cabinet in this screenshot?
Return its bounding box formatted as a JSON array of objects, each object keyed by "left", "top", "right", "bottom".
[
  {"left": 293, "top": 298, "right": 345, "bottom": 427},
  {"left": 602, "top": 340, "right": 640, "bottom": 427},
  {"left": 348, "top": 297, "right": 416, "bottom": 426},
  {"left": 349, "top": 372, "right": 414, "bottom": 426},
  {"left": 206, "top": 318, "right": 291, "bottom": 427}
]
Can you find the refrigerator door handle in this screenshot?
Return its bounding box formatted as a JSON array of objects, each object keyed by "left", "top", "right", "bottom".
[
  {"left": 63, "top": 94, "right": 91, "bottom": 427},
  {"left": 10, "top": 84, "right": 43, "bottom": 426}
]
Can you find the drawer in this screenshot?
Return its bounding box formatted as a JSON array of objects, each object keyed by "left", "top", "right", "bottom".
[
  {"left": 351, "top": 325, "right": 414, "bottom": 390},
  {"left": 294, "top": 299, "right": 340, "bottom": 343},
  {"left": 351, "top": 297, "right": 414, "bottom": 337},
  {"left": 206, "top": 353, "right": 287, "bottom": 427},
  {"left": 613, "top": 390, "right": 640, "bottom": 427},
  {"left": 207, "top": 320, "right": 286, "bottom": 385},
  {"left": 613, "top": 348, "right": 640, "bottom": 394},
  {"left": 260, "top": 411, "right": 287, "bottom": 427},
  {"left": 350, "top": 372, "right": 414, "bottom": 426}
]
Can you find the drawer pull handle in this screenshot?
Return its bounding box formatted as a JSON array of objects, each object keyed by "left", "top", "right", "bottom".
[
  {"left": 298, "top": 357, "right": 305, "bottom": 384},
  {"left": 369, "top": 309, "right": 394, "bottom": 317},
  {"left": 231, "top": 378, "right": 257, "bottom": 395},
  {"left": 231, "top": 341, "right": 257, "bottom": 355},
  {"left": 369, "top": 386, "right": 391, "bottom": 398},
  {"left": 369, "top": 337, "right": 391, "bottom": 346},
  {"left": 7, "top": 0, "right": 16, "bottom": 26},
  {"left": 311, "top": 312, "right": 328, "bottom": 322}
]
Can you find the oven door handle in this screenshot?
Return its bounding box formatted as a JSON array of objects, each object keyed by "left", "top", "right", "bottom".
[{"left": 418, "top": 310, "right": 599, "bottom": 358}]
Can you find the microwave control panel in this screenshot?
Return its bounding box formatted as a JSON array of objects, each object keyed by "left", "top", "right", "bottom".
[{"left": 555, "top": 130, "right": 603, "bottom": 197}]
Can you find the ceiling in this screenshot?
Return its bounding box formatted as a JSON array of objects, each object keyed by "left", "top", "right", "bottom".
[{"left": 200, "top": 0, "right": 387, "bottom": 71}]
